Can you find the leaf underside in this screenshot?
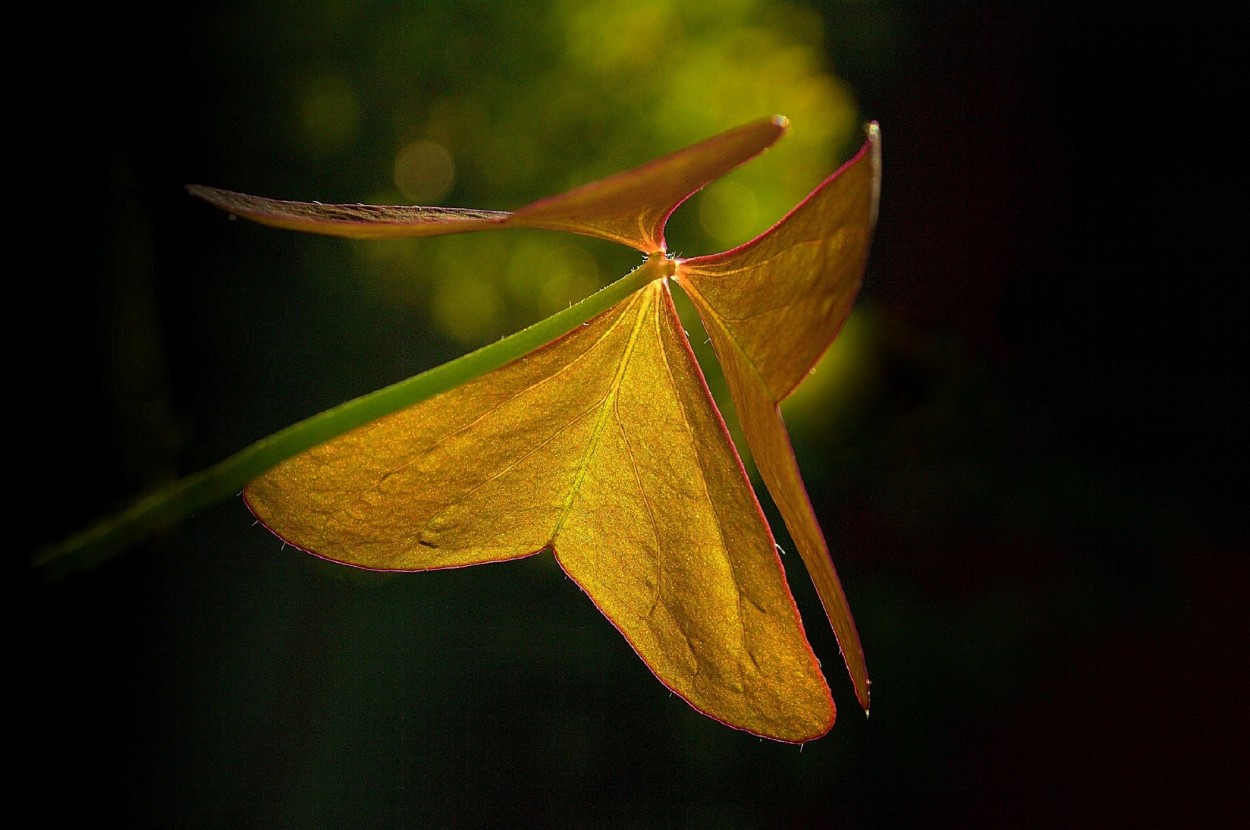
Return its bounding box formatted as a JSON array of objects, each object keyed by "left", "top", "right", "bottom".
[{"left": 166, "top": 116, "right": 878, "bottom": 741}]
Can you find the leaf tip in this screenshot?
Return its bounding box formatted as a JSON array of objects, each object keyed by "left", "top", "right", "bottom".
[
  {"left": 865, "top": 121, "right": 882, "bottom": 227},
  {"left": 185, "top": 183, "right": 232, "bottom": 213},
  {"left": 856, "top": 674, "right": 872, "bottom": 715}
]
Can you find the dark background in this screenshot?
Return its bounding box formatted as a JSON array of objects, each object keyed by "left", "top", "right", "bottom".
[{"left": 27, "top": 1, "right": 1245, "bottom": 827}]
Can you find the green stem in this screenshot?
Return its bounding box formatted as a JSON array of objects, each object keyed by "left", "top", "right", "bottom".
[{"left": 35, "top": 256, "right": 665, "bottom": 579}]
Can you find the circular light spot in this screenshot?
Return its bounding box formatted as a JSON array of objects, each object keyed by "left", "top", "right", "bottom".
[{"left": 393, "top": 140, "right": 455, "bottom": 203}]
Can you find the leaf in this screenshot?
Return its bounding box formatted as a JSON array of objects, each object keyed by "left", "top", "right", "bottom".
[
  {"left": 677, "top": 124, "right": 881, "bottom": 712},
  {"left": 187, "top": 115, "right": 788, "bottom": 252},
  {"left": 38, "top": 116, "right": 880, "bottom": 742},
  {"left": 36, "top": 120, "right": 786, "bottom": 578},
  {"left": 248, "top": 278, "right": 835, "bottom": 742}
]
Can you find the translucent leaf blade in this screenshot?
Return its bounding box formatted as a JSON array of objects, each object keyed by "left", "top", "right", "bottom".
[
  {"left": 680, "top": 123, "right": 881, "bottom": 399},
  {"left": 511, "top": 115, "right": 789, "bottom": 251},
  {"left": 678, "top": 123, "right": 881, "bottom": 712},
  {"left": 246, "top": 279, "right": 833, "bottom": 742}
]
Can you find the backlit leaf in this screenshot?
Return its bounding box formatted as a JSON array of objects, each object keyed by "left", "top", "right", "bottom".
[
  {"left": 677, "top": 125, "right": 880, "bottom": 712},
  {"left": 41, "top": 116, "right": 880, "bottom": 741},
  {"left": 188, "top": 115, "right": 787, "bottom": 252},
  {"left": 248, "top": 278, "right": 834, "bottom": 742}
]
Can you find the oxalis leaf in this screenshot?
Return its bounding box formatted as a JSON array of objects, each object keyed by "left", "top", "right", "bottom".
[{"left": 39, "top": 115, "right": 880, "bottom": 743}]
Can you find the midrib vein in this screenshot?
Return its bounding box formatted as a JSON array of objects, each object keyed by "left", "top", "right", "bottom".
[{"left": 550, "top": 289, "right": 654, "bottom": 541}]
